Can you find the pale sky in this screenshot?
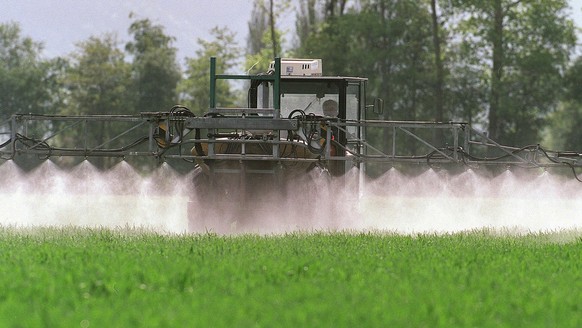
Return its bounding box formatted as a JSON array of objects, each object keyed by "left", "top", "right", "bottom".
[
  {"left": 1, "top": 0, "right": 582, "bottom": 66},
  {"left": 1, "top": 0, "right": 258, "bottom": 63}
]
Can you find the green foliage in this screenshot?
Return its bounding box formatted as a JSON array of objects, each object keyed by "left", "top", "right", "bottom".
[
  {"left": 65, "top": 35, "right": 131, "bottom": 115},
  {"left": 247, "top": 0, "right": 270, "bottom": 55},
  {"left": 244, "top": 0, "right": 291, "bottom": 74},
  {"left": 126, "top": 17, "right": 181, "bottom": 113},
  {"left": 547, "top": 57, "right": 582, "bottom": 152},
  {"left": 296, "top": 1, "right": 439, "bottom": 154},
  {"left": 295, "top": 0, "right": 577, "bottom": 150},
  {"left": 547, "top": 102, "right": 582, "bottom": 152},
  {"left": 295, "top": 0, "right": 321, "bottom": 53},
  {"left": 180, "top": 27, "right": 241, "bottom": 115},
  {"left": 245, "top": 29, "right": 286, "bottom": 74},
  {"left": 297, "top": 0, "right": 436, "bottom": 117},
  {"left": 62, "top": 35, "right": 133, "bottom": 168},
  {"left": 1, "top": 228, "right": 582, "bottom": 327},
  {"left": 450, "top": 0, "right": 576, "bottom": 146},
  {"left": 0, "top": 22, "right": 62, "bottom": 116}
]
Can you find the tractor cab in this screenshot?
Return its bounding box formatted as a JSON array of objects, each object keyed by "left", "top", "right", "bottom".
[{"left": 245, "top": 59, "right": 369, "bottom": 175}]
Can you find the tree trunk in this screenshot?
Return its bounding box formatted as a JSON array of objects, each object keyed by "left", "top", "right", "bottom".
[
  {"left": 489, "top": 0, "right": 504, "bottom": 142},
  {"left": 325, "top": 0, "right": 347, "bottom": 18},
  {"left": 269, "top": 0, "right": 277, "bottom": 57},
  {"left": 430, "top": 0, "right": 446, "bottom": 147},
  {"left": 379, "top": 1, "right": 393, "bottom": 155}
]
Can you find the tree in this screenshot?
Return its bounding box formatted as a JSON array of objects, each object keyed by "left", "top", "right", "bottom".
[
  {"left": 294, "top": 0, "right": 438, "bottom": 156},
  {"left": 245, "top": 0, "right": 291, "bottom": 74},
  {"left": 65, "top": 34, "right": 131, "bottom": 115},
  {"left": 430, "top": 0, "right": 445, "bottom": 125},
  {"left": 126, "top": 17, "right": 181, "bottom": 113},
  {"left": 450, "top": 0, "right": 576, "bottom": 146},
  {"left": 547, "top": 56, "right": 582, "bottom": 152},
  {"left": 324, "top": 0, "right": 349, "bottom": 18},
  {"left": 0, "top": 22, "right": 61, "bottom": 117},
  {"left": 248, "top": 1, "right": 270, "bottom": 56},
  {"left": 63, "top": 34, "right": 132, "bottom": 168},
  {"left": 180, "top": 27, "right": 241, "bottom": 115},
  {"left": 294, "top": 4, "right": 360, "bottom": 75},
  {"left": 297, "top": 0, "right": 435, "bottom": 112},
  {"left": 295, "top": 0, "right": 320, "bottom": 53}
]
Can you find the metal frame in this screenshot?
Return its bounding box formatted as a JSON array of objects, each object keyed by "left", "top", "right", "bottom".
[
  {"left": 0, "top": 56, "right": 580, "bottom": 172},
  {"left": 1, "top": 114, "right": 580, "bottom": 170}
]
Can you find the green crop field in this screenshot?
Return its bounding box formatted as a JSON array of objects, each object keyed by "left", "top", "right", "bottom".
[{"left": 1, "top": 227, "right": 581, "bottom": 327}]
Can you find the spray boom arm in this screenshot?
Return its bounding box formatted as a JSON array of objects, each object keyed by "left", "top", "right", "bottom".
[{"left": 0, "top": 57, "right": 580, "bottom": 181}]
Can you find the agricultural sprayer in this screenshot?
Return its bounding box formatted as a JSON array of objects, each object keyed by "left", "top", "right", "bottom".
[{"left": 1, "top": 58, "right": 581, "bottom": 228}]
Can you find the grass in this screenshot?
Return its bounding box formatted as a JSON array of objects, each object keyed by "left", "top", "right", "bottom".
[{"left": 0, "top": 227, "right": 581, "bottom": 327}]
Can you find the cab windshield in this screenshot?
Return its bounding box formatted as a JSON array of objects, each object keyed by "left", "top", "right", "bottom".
[
  {"left": 279, "top": 81, "right": 339, "bottom": 118},
  {"left": 256, "top": 79, "right": 360, "bottom": 122}
]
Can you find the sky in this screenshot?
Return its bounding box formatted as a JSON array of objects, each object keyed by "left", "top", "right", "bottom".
[
  {"left": 1, "top": 0, "right": 582, "bottom": 66},
  {"left": 1, "top": 0, "right": 260, "bottom": 64}
]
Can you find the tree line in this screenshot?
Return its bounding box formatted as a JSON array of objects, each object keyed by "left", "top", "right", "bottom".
[{"left": 1, "top": 0, "right": 581, "bottom": 153}]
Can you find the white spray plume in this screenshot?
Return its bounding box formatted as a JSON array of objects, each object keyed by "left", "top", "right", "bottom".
[{"left": 1, "top": 160, "right": 581, "bottom": 235}]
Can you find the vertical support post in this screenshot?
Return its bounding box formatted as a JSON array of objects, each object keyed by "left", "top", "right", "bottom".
[
  {"left": 164, "top": 118, "right": 171, "bottom": 145},
  {"left": 83, "top": 119, "right": 88, "bottom": 154},
  {"left": 10, "top": 115, "right": 17, "bottom": 159},
  {"left": 453, "top": 125, "right": 459, "bottom": 161},
  {"left": 273, "top": 57, "right": 281, "bottom": 118},
  {"left": 272, "top": 57, "right": 281, "bottom": 159},
  {"left": 392, "top": 126, "right": 396, "bottom": 158},
  {"left": 325, "top": 122, "right": 332, "bottom": 159},
  {"left": 148, "top": 122, "right": 154, "bottom": 153},
  {"left": 209, "top": 57, "right": 217, "bottom": 109},
  {"left": 464, "top": 124, "right": 470, "bottom": 155},
  {"left": 209, "top": 57, "right": 217, "bottom": 157}
]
